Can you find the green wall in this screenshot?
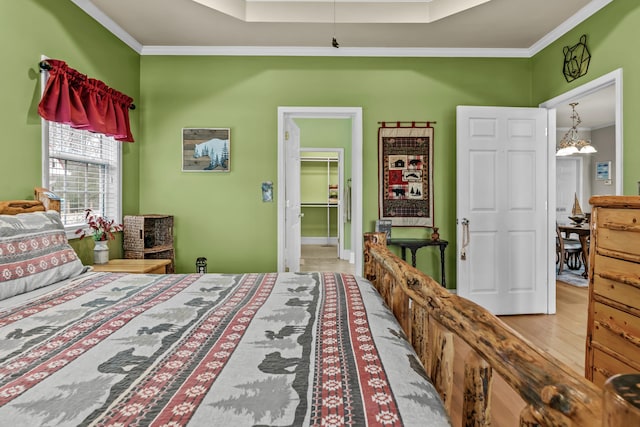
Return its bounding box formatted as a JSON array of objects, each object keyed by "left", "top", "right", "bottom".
[
  {"left": 532, "top": 0, "right": 640, "bottom": 195},
  {"left": 5, "top": 1, "right": 638, "bottom": 288},
  {"left": 139, "top": 55, "right": 532, "bottom": 281},
  {"left": 0, "top": 0, "right": 140, "bottom": 263}
]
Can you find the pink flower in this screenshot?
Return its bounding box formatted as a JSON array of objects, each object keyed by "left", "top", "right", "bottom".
[{"left": 75, "top": 209, "right": 122, "bottom": 241}]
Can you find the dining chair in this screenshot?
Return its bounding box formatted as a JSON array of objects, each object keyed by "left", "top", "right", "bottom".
[{"left": 556, "top": 223, "right": 583, "bottom": 274}]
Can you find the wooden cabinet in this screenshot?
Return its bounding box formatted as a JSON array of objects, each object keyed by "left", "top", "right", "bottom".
[
  {"left": 123, "top": 215, "right": 174, "bottom": 273},
  {"left": 586, "top": 196, "right": 640, "bottom": 387}
]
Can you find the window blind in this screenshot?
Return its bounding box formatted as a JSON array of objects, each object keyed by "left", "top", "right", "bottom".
[{"left": 46, "top": 122, "right": 121, "bottom": 228}]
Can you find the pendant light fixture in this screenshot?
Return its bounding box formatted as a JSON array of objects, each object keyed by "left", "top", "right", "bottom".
[{"left": 556, "top": 102, "right": 597, "bottom": 156}]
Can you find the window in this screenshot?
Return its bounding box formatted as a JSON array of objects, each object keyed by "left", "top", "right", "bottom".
[{"left": 42, "top": 121, "right": 121, "bottom": 235}]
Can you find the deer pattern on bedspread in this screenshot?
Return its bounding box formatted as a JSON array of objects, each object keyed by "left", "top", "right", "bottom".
[{"left": 0, "top": 272, "right": 450, "bottom": 426}]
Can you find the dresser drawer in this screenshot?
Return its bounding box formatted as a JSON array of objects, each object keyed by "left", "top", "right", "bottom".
[
  {"left": 596, "top": 208, "right": 640, "bottom": 257},
  {"left": 593, "top": 260, "right": 640, "bottom": 309},
  {"left": 590, "top": 348, "right": 638, "bottom": 388},
  {"left": 592, "top": 302, "right": 640, "bottom": 359},
  {"left": 593, "top": 254, "right": 640, "bottom": 293}
]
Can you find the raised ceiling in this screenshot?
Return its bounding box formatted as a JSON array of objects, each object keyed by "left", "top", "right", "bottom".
[
  {"left": 76, "top": 0, "right": 611, "bottom": 56},
  {"left": 191, "top": 0, "right": 492, "bottom": 24}
]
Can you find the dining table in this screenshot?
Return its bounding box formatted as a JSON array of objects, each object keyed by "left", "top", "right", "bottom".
[{"left": 557, "top": 222, "right": 590, "bottom": 278}]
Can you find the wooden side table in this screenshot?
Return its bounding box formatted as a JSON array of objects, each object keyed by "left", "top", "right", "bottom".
[
  {"left": 91, "top": 259, "right": 172, "bottom": 274},
  {"left": 387, "top": 238, "right": 448, "bottom": 287}
]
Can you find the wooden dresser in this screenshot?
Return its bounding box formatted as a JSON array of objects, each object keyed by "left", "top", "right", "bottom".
[{"left": 586, "top": 196, "right": 640, "bottom": 387}]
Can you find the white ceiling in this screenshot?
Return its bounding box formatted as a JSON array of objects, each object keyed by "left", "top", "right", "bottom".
[
  {"left": 71, "top": 0, "right": 616, "bottom": 129},
  {"left": 76, "top": 0, "right": 611, "bottom": 56},
  {"left": 555, "top": 85, "right": 616, "bottom": 130}
]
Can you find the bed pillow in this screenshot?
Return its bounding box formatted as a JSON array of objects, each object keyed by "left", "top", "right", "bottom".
[{"left": 0, "top": 210, "right": 86, "bottom": 300}]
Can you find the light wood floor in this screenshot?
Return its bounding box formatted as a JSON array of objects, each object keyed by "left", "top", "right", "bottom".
[
  {"left": 303, "top": 246, "right": 589, "bottom": 425},
  {"left": 300, "top": 244, "right": 355, "bottom": 274}
]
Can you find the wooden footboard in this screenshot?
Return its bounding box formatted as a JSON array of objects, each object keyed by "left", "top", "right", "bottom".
[{"left": 364, "top": 232, "right": 639, "bottom": 427}]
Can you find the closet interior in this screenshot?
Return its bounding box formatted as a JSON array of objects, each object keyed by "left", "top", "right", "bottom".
[{"left": 301, "top": 151, "right": 340, "bottom": 254}]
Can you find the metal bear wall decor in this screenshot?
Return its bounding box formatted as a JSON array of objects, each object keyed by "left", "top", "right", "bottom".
[{"left": 563, "top": 34, "right": 591, "bottom": 83}]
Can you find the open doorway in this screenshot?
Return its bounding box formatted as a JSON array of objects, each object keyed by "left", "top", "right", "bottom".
[
  {"left": 277, "top": 107, "right": 363, "bottom": 275},
  {"left": 540, "top": 69, "right": 623, "bottom": 300}
]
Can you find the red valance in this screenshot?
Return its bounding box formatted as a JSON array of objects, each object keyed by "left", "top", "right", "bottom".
[{"left": 38, "top": 59, "right": 135, "bottom": 142}]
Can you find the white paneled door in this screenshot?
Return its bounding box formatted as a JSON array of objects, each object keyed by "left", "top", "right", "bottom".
[{"left": 456, "top": 106, "right": 550, "bottom": 315}]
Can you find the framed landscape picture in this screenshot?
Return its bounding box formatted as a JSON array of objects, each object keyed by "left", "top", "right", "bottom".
[{"left": 182, "top": 128, "right": 230, "bottom": 172}]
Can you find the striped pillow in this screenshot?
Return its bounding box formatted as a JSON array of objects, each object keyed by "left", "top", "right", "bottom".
[{"left": 0, "top": 211, "right": 86, "bottom": 300}]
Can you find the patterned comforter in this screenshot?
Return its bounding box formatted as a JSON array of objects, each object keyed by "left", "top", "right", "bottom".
[{"left": 0, "top": 271, "right": 450, "bottom": 426}]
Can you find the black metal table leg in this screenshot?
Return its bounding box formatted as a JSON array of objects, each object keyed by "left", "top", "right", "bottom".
[{"left": 439, "top": 244, "right": 446, "bottom": 288}]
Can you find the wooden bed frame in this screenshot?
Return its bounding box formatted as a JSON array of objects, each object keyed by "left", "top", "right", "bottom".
[
  {"left": 0, "top": 188, "right": 59, "bottom": 215},
  {"left": 2, "top": 191, "right": 637, "bottom": 425},
  {"left": 363, "top": 232, "right": 639, "bottom": 427},
  {"left": 0, "top": 200, "right": 45, "bottom": 215}
]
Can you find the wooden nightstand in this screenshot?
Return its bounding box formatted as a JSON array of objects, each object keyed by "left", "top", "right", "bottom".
[{"left": 91, "top": 259, "right": 172, "bottom": 274}]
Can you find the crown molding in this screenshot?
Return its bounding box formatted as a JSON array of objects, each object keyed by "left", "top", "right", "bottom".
[
  {"left": 557, "top": 126, "right": 592, "bottom": 132},
  {"left": 528, "top": 0, "right": 613, "bottom": 56},
  {"left": 556, "top": 122, "right": 615, "bottom": 132},
  {"left": 591, "top": 122, "right": 616, "bottom": 131},
  {"left": 72, "top": 0, "right": 613, "bottom": 58},
  {"left": 140, "top": 45, "right": 530, "bottom": 57}
]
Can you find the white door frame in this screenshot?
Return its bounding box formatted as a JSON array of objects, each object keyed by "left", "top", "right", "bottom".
[
  {"left": 540, "top": 68, "right": 623, "bottom": 313},
  {"left": 283, "top": 117, "right": 302, "bottom": 272},
  {"left": 277, "top": 107, "right": 363, "bottom": 275}
]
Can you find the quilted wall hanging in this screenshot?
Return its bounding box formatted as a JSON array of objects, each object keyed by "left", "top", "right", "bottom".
[{"left": 378, "top": 122, "right": 434, "bottom": 227}]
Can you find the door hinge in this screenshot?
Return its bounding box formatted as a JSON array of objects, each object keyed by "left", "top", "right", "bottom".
[{"left": 285, "top": 131, "right": 290, "bottom": 141}]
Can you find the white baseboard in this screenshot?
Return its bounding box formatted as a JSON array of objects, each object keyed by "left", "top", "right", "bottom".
[{"left": 301, "top": 237, "right": 339, "bottom": 245}]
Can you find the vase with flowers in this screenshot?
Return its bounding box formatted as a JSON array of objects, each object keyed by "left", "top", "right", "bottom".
[{"left": 76, "top": 209, "right": 123, "bottom": 264}]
